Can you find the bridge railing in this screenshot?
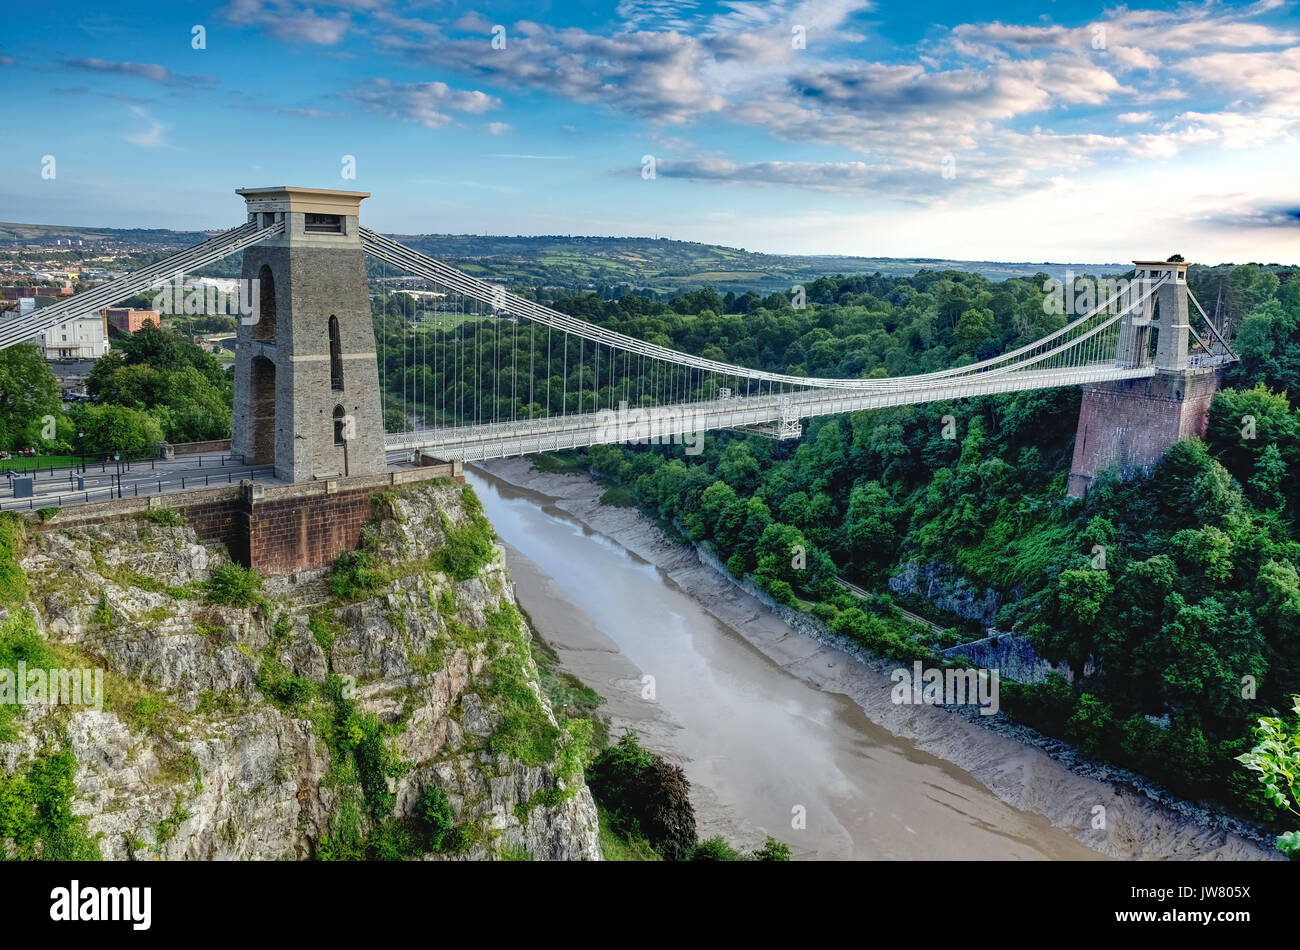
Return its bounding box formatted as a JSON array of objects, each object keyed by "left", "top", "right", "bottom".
[{"left": 1, "top": 464, "right": 277, "bottom": 513}]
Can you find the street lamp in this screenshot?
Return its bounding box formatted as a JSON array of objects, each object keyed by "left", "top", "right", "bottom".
[
  {"left": 77, "top": 430, "right": 85, "bottom": 474},
  {"left": 113, "top": 451, "right": 121, "bottom": 498}
]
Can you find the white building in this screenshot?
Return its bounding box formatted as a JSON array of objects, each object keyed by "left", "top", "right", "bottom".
[
  {"left": 38, "top": 314, "right": 110, "bottom": 360},
  {"left": 8, "top": 298, "right": 111, "bottom": 360}
]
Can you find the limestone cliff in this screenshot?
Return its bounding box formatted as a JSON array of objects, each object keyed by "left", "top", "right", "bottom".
[{"left": 0, "top": 480, "right": 600, "bottom": 861}]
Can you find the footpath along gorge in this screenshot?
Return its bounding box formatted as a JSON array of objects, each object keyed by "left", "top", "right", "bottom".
[{"left": 0, "top": 480, "right": 599, "bottom": 860}]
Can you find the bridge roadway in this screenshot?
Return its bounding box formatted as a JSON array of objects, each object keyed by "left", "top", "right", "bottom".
[{"left": 385, "top": 361, "right": 1157, "bottom": 462}]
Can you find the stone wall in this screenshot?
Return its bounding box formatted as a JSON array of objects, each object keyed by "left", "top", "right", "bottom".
[
  {"left": 1067, "top": 368, "right": 1220, "bottom": 497},
  {"left": 171, "top": 439, "right": 233, "bottom": 456},
  {"left": 32, "top": 461, "right": 463, "bottom": 576},
  {"left": 241, "top": 482, "right": 376, "bottom": 575}
]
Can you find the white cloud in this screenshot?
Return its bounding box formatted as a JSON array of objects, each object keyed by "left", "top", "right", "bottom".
[
  {"left": 65, "top": 57, "right": 215, "bottom": 87},
  {"left": 1177, "top": 46, "right": 1300, "bottom": 111},
  {"left": 219, "top": 0, "right": 351, "bottom": 45},
  {"left": 344, "top": 79, "right": 500, "bottom": 128},
  {"left": 123, "top": 105, "right": 170, "bottom": 148}
]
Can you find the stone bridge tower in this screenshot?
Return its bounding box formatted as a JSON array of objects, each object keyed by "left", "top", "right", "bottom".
[
  {"left": 1066, "top": 259, "right": 1220, "bottom": 497},
  {"left": 232, "top": 186, "right": 386, "bottom": 482}
]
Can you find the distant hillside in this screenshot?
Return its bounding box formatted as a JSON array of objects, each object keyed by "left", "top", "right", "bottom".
[
  {"left": 0, "top": 221, "right": 216, "bottom": 248},
  {"left": 1, "top": 220, "right": 1131, "bottom": 292}
]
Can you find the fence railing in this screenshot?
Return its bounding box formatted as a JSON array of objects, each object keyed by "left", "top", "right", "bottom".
[
  {"left": 2, "top": 463, "right": 275, "bottom": 513},
  {"left": 3, "top": 451, "right": 247, "bottom": 481}
]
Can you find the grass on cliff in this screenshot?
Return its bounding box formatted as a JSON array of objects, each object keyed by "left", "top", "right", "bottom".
[
  {"left": 435, "top": 486, "right": 497, "bottom": 581},
  {"left": 144, "top": 507, "right": 186, "bottom": 528},
  {"left": 596, "top": 808, "right": 661, "bottom": 861},
  {"left": 0, "top": 513, "right": 29, "bottom": 606},
  {"left": 312, "top": 488, "right": 591, "bottom": 859},
  {"left": 327, "top": 486, "right": 497, "bottom": 603},
  {"left": 205, "top": 563, "right": 266, "bottom": 610},
  {"left": 0, "top": 547, "right": 100, "bottom": 859},
  {"left": 0, "top": 610, "right": 58, "bottom": 741},
  {"left": 481, "top": 603, "right": 563, "bottom": 768},
  {"left": 312, "top": 672, "right": 489, "bottom": 861}
]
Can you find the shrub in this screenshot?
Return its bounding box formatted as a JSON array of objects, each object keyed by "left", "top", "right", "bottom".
[
  {"left": 0, "top": 513, "right": 28, "bottom": 606},
  {"left": 205, "top": 563, "right": 264, "bottom": 609},
  {"left": 329, "top": 550, "right": 385, "bottom": 601},
  {"left": 415, "top": 785, "right": 456, "bottom": 853},
  {"left": 599, "top": 485, "right": 636, "bottom": 508},
  {"left": 752, "top": 838, "right": 792, "bottom": 861},
  {"left": 587, "top": 732, "right": 697, "bottom": 861},
  {"left": 145, "top": 507, "right": 186, "bottom": 527},
  {"left": 0, "top": 747, "right": 101, "bottom": 860},
  {"left": 255, "top": 656, "right": 315, "bottom": 710},
  {"left": 688, "top": 836, "right": 742, "bottom": 861}
]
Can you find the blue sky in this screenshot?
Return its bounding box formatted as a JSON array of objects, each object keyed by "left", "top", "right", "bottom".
[{"left": 1, "top": 0, "right": 1298, "bottom": 262}]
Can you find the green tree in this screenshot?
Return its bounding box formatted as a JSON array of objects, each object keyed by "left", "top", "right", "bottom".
[
  {"left": 1236, "top": 696, "right": 1300, "bottom": 858},
  {"left": 70, "top": 403, "right": 164, "bottom": 457},
  {"left": 0, "top": 345, "right": 63, "bottom": 451},
  {"left": 587, "top": 732, "right": 697, "bottom": 861}
]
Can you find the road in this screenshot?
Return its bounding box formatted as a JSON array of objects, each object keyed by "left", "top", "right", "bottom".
[{"left": 0, "top": 452, "right": 276, "bottom": 512}]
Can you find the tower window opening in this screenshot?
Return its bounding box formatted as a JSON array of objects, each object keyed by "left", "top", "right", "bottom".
[
  {"left": 333, "top": 404, "right": 347, "bottom": 445},
  {"left": 305, "top": 213, "right": 343, "bottom": 233},
  {"left": 328, "top": 314, "right": 344, "bottom": 390}
]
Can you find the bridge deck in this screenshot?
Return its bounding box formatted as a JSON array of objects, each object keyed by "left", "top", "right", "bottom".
[{"left": 385, "top": 362, "right": 1156, "bottom": 462}]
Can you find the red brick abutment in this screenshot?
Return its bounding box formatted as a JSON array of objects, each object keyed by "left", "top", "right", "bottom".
[{"left": 28, "top": 461, "right": 464, "bottom": 576}]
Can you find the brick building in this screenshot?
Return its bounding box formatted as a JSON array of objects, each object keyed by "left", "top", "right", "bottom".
[{"left": 102, "top": 307, "right": 161, "bottom": 333}]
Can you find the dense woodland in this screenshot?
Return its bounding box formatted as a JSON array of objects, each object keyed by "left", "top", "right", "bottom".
[{"left": 371, "top": 261, "right": 1300, "bottom": 833}]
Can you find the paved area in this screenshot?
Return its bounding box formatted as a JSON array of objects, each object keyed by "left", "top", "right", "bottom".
[
  {"left": 0, "top": 452, "right": 278, "bottom": 512},
  {"left": 0, "top": 445, "right": 443, "bottom": 513}
]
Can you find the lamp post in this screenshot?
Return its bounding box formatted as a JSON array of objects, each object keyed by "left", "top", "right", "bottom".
[
  {"left": 113, "top": 451, "right": 121, "bottom": 498},
  {"left": 78, "top": 430, "right": 85, "bottom": 474}
]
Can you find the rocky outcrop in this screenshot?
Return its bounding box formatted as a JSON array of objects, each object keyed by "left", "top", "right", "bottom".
[
  {"left": 888, "top": 561, "right": 1010, "bottom": 626},
  {"left": 939, "top": 632, "right": 1093, "bottom": 684},
  {"left": 0, "top": 481, "right": 600, "bottom": 861}
]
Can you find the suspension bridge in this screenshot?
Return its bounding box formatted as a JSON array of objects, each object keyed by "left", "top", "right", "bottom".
[{"left": 0, "top": 186, "right": 1235, "bottom": 499}]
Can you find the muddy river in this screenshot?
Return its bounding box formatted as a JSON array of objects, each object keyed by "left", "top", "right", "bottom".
[{"left": 466, "top": 465, "right": 1112, "bottom": 860}]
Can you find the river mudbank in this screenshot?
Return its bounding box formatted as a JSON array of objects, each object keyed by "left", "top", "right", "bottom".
[{"left": 472, "top": 457, "right": 1280, "bottom": 861}]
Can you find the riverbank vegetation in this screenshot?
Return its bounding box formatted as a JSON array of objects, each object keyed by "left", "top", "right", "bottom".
[{"left": 586, "top": 732, "right": 790, "bottom": 862}]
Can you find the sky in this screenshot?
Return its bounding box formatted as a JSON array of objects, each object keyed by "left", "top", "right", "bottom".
[{"left": 1, "top": 0, "right": 1298, "bottom": 263}]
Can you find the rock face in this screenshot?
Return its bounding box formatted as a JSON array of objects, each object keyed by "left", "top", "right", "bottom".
[
  {"left": 0, "top": 481, "right": 600, "bottom": 861},
  {"left": 939, "top": 633, "right": 1093, "bottom": 685},
  {"left": 888, "top": 561, "right": 1008, "bottom": 627}
]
